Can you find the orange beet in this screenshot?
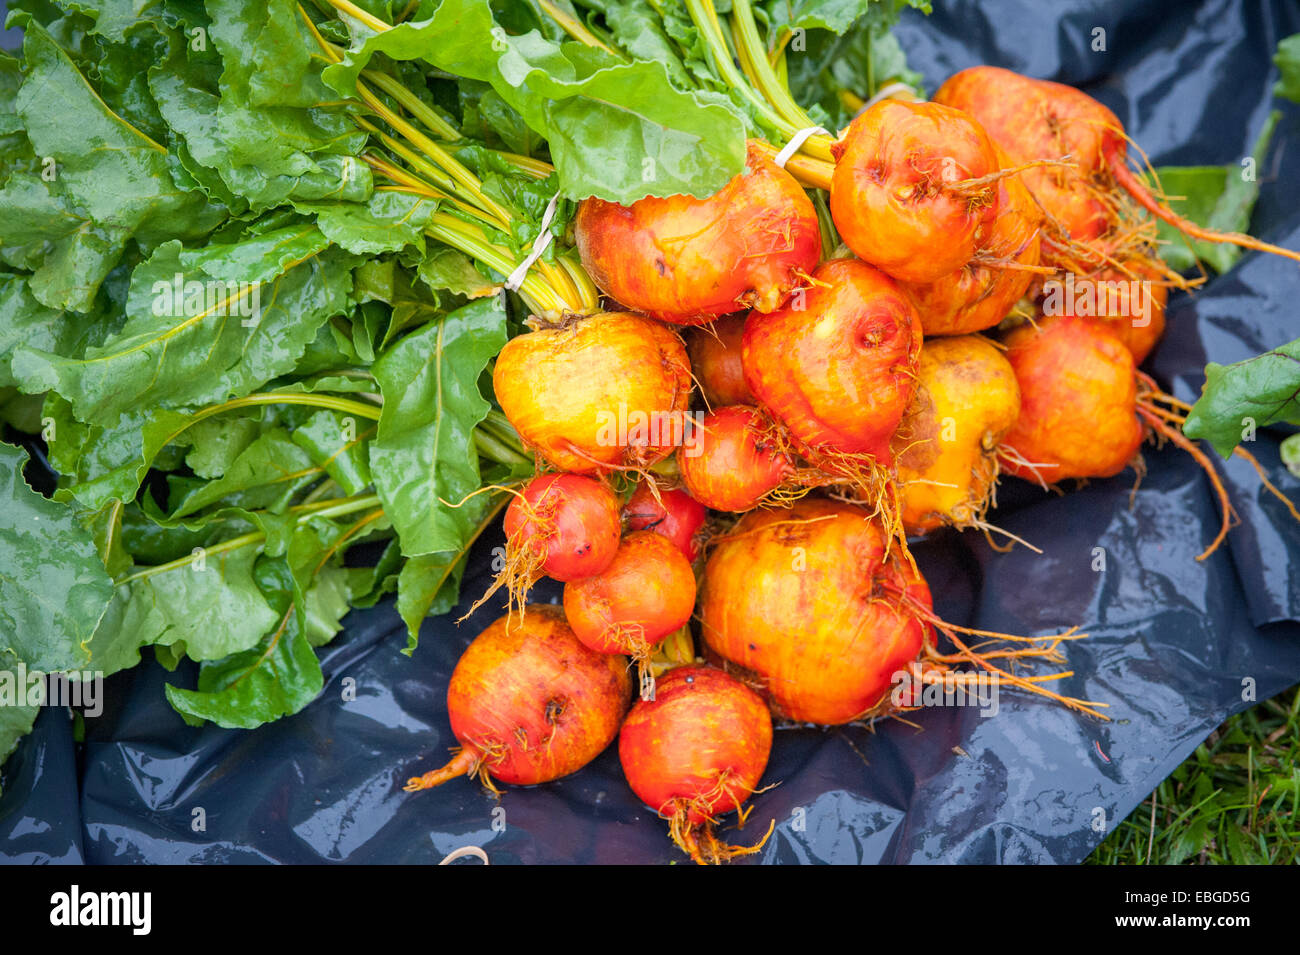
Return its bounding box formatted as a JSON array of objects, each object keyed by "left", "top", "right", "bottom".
[
  {"left": 1000, "top": 313, "right": 1143, "bottom": 483},
  {"left": 742, "top": 258, "right": 921, "bottom": 463},
  {"left": 619, "top": 665, "right": 773, "bottom": 864},
  {"left": 467, "top": 472, "right": 623, "bottom": 621},
  {"left": 503, "top": 473, "right": 622, "bottom": 582},
  {"left": 830, "top": 100, "right": 1002, "bottom": 284},
  {"left": 678, "top": 405, "right": 793, "bottom": 512},
  {"left": 933, "top": 67, "right": 1112, "bottom": 244},
  {"left": 935, "top": 66, "right": 1300, "bottom": 268},
  {"left": 493, "top": 312, "right": 693, "bottom": 474},
  {"left": 574, "top": 141, "right": 821, "bottom": 324},
  {"left": 685, "top": 314, "right": 756, "bottom": 407},
  {"left": 563, "top": 531, "right": 697, "bottom": 694},
  {"left": 623, "top": 482, "right": 708, "bottom": 562},
  {"left": 404, "top": 606, "right": 631, "bottom": 792},
  {"left": 1038, "top": 258, "right": 1168, "bottom": 364},
  {"left": 699, "top": 498, "right": 931, "bottom": 725},
  {"left": 901, "top": 148, "right": 1042, "bottom": 336}
]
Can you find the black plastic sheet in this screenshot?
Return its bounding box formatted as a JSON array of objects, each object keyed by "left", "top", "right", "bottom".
[{"left": 3, "top": 0, "right": 1299, "bottom": 865}]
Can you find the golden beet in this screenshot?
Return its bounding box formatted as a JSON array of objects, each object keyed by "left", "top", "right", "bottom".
[
  {"left": 895, "top": 336, "right": 1021, "bottom": 533},
  {"left": 830, "top": 100, "right": 1002, "bottom": 284},
  {"left": 699, "top": 498, "right": 930, "bottom": 725},
  {"left": 404, "top": 606, "right": 632, "bottom": 791},
  {"left": 742, "top": 258, "right": 921, "bottom": 463},
  {"left": 493, "top": 312, "right": 693, "bottom": 474},
  {"left": 575, "top": 141, "right": 821, "bottom": 324},
  {"left": 1000, "top": 314, "right": 1143, "bottom": 483}
]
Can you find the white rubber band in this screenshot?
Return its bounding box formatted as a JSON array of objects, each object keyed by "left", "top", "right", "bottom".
[
  {"left": 504, "top": 191, "right": 561, "bottom": 292},
  {"left": 862, "top": 81, "right": 918, "bottom": 113},
  {"left": 438, "top": 845, "right": 490, "bottom": 865},
  {"left": 774, "top": 126, "right": 831, "bottom": 168}
]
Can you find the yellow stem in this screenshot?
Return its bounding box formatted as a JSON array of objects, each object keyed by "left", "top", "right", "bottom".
[{"left": 536, "top": 0, "right": 619, "bottom": 56}]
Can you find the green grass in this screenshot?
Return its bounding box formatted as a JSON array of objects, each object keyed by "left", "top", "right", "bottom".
[{"left": 1087, "top": 684, "right": 1300, "bottom": 864}]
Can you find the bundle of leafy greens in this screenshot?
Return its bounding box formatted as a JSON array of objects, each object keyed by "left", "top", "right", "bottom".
[
  {"left": 0, "top": 0, "right": 940, "bottom": 782},
  {"left": 0, "top": 0, "right": 1292, "bottom": 792}
]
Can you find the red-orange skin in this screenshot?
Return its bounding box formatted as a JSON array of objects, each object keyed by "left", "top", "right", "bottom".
[
  {"left": 902, "top": 151, "right": 1043, "bottom": 336},
  {"left": 830, "top": 100, "right": 1001, "bottom": 284},
  {"left": 1066, "top": 262, "right": 1168, "bottom": 365},
  {"left": 493, "top": 312, "right": 693, "bottom": 474},
  {"left": 742, "top": 258, "right": 922, "bottom": 461},
  {"left": 678, "top": 406, "right": 792, "bottom": 512},
  {"left": 1001, "top": 314, "right": 1144, "bottom": 483},
  {"left": 563, "top": 532, "right": 697, "bottom": 656},
  {"left": 619, "top": 666, "right": 773, "bottom": 827},
  {"left": 575, "top": 141, "right": 821, "bottom": 324},
  {"left": 685, "top": 314, "right": 756, "bottom": 407},
  {"left": 933, "top": 66, "right": 1122, "bottom": 245},
  {"left": 446, "top": 606, "right": 632, "bottom": 785},
  {"left": 699, "top": 498, "right": 932, "bottom": 725},
  {"left": 623, "top": 483, "right": 708, "bottom": 563},
  {"left": 503, "top": 473, "right": 622, "bottom": 582}
]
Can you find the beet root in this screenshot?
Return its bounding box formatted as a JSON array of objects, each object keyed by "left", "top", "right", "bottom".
[
  {"left": 619, "top": 665, "right": 774, "bottom": 864},
  {"left": 575, "top": 141, "right": 821, "bottom": 324},
  {"left": 493, "top": 312, "right": 693, "bottom": 475},
  {"left": 404, "top": 605, "right": 632, "bottom": 792},
  {"left": 563, "top": 531, "right": 697, "bottom": 698}
]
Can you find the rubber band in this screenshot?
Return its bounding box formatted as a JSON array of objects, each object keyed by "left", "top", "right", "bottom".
[
  {"left": 504, "top": 191, "right": 561, "bottom": 292},
  {"left": 438, "top": 845, "right": 490, "bottom": 865},
  {"left": 774, "top": 126, "right": 831, "bottom": 168},
  {"left": 861, "top": 81, "right": 918, "bottom": 113}
]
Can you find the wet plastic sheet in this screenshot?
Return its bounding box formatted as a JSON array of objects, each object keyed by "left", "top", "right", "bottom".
[{"left": 3, "top": 0, "right": 1300, "bottom": 865}]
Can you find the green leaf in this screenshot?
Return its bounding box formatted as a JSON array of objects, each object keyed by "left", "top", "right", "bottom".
[
  {"left": 147, "top": 10, "right": 371, "bottom": 213},
  {"left": 10, "top": 20, "right": 223, "bottom": 311},
  {"left": 415, "top": 246, "right": 500, "bottom": 298},
  {"left": 780, "top": 1, "right": 925, "bottom": 129},
  {"left": 348, "top": 536, "right": 402, "bottom": 609},
  {"left": 164, "top": 555, "right": 323, "bottom": 728},
  {"left": 369, "top": 296, "right": 506, "bottom": 557},
  {"left": 289, "top": 411, "right": 374, "bottom": 497},
  {"left": 396, "top": 547, "right": 468, "bottom": 653},
  {"left": 114, "top": 542, "right": 281, "bottom": 663},
  {"left": 304, "top": 563, "right": 354, "bottom": 647},
  {"left": 0, "top": 441, "right": 115, "bottom": 672},
  {"left": 0, "top": 274, "right": 91, "bottom": 389},
  {"left": 296, "top": 190, "right": 438, "bottom": 256},
  {"left": 1153, "top": 111, "right": 1279, "bottom": 274},
  {"left": 0, "top": 649, "right": 42, "bottom": 790},
  {"left": 1281, "top": 432, "right": 1300, "bottom": 478},
  {"left": 43, "top": 392, "right": 197, "bottom": 510},
  {"left": 13, "top": 227, "right": 354, "bottom": 424},
  {"left": 183, "top": 413, "right": 262, "bottom": 479},
  {"left": 81, "top": 498, "right": 132, "bottom": 579},
  {"left": 169, "top": 428, "right": 319, "bottom": 518},
  {"left": 322, "top": 0, "right": 747, "bottom": 202},
  {"left": 1183, "top": 338, "right": 1300, "bottom": 458},
  {"left": 57, "top": 0, "right": 164, "bottom": 42},
  {"left": 760, "top": 0, "right": 883, "bottom": 34},
  {"left": 1274, "top": 32, "right": 1300, "bottom": 104},
  {"left": 459, "top": 79, "right": 541, "bottom": 155}
]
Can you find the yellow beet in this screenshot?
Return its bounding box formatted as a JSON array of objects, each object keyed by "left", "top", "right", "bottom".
[{"left": 894, "top": 336, "right": 1020, "bottom": 533}]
